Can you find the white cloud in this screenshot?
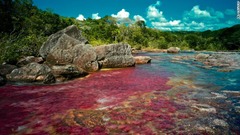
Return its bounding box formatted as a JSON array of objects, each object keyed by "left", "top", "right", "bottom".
[
  {"left": 76, "top": 14, "right": 85, "bottom": 21},
  {"left": 225, "top": 9, "right": 236, "bottom": 16},
  {"left": 111, "top": 9, "right": 130, "bottom": 19},
  {"left": 92, "top": 13, "right": 101, "bottom": 20},
  {"left": 111, "top": 9, "right": 132, "bottom": 24},
  {"left": 147, "top": 1, "right": 166, "bottom": 21},
  {"left": 184, "top": 6, "right": 224, "bottom": 21},
  {"left": 191, "top": 5, "right": 211, "bottom": 17},
  {"left": 146, "top": 1, "right": 237, "bottom": 31},
  {"left": 133, "top": 15, "right": 146, "bottom": 22}
]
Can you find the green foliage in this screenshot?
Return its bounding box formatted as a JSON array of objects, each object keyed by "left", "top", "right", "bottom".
[{"left": 0, "top": 0, "right": 76, "bottom": 64}]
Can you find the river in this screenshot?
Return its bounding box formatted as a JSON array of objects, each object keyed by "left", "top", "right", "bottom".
[{"left": 0, "top": 52, "right": 239, "bottom": 134}]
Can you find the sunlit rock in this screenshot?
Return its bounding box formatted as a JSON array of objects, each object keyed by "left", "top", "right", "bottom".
[
  {"left": 95, "top": 43, "right": 135, "bottom": 68},
  {"left": 134, "top": 56, "right": 151, "bottom": 64},
  {"left": 192, "top": 104, "right": 216, "bottom": 113},
  {"left": 195, "top": 53, "right": 210, "bottom": 60},
  {"left": 167, "top": 47, "right": 180, "bottom": 53},
  {"left": 213, "top": 119, "right": 229, "bottom": 127}
]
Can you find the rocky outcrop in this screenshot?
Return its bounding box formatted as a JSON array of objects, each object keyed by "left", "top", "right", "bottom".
[
  {"left": 6, "top": 62, "right": 55, "bottom": 83},
  {"left": 17, "top": 56, "right": 44, "bottom": 67},
  {"left": 95, "top": 43, "right": 135, "bottom": 68},
  {"left": 134, "top": 56, "right": 151, "bottom": 64},
  {"left": 167, "top": 47, "right": 180, "bottom": 53},
  {"left": 39, "top": 25, "right": 88, "bottom": 59},
  {"left": 3, "top": 25, "right": 137, "bottom": 85}
]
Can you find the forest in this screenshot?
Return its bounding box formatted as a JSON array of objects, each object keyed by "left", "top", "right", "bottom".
[{"left": 1, "top": 0, "right": 240, "bottom": 64}]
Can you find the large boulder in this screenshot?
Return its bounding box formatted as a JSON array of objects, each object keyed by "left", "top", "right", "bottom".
[
  {"left": 167, "top": 47, "right": 180, "bottom": 53},
  {"left": 6, "top": 62, "right": 55, "bottom": 83},
  {"left": 134, "top": 56, "right": 151, "bottom": 64},
  {"left": 39, "top": 25, "right": 88, "bottom": 59},
  {"left": 40, "top": 25, "right": 99, "bottom": 72},
  {"left": 95, "top": 43, "right": 135, "bottom": 68}
]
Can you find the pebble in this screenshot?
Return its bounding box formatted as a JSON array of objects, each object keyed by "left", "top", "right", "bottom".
[
  {"left": 213, "top": 119, "right": 229, "bottom": 127},
  {"left": 192, "top": 104, "right": 216, "bottom": 113}
]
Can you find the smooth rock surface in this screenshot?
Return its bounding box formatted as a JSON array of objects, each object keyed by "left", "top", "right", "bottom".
[{"left": 39, "top": 25, "right": 88, "bottom": 59}]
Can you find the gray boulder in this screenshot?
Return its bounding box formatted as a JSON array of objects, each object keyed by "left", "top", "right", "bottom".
[
  {"left": 6, "top": 62, "right": 55, "bottom": 83},
  {"left": 73, "top": 44, "right": 99, "bottom": 72},
  {"left": 39, "top": 25, "right": 88, "bottom": 59},
  {"left": 51, "top": 65, "right": 88, "bottom": 81},
  {"left": 0, "top": 64, "right": 17, "bottom": 76},
  {"left": 95, "top": 43, "right": 135, "bottom": 68},
  {"left": 40, "top": 25, "right": 99, "bottom": 72}
]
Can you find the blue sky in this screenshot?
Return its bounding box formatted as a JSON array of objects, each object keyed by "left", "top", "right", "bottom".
[{"left": 33, "top": 0, "right": 240, "bottom": 31}]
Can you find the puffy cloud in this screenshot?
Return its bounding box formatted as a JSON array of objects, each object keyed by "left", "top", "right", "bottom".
[
  {"left": 92, "top": 13, "right": 101, "bottom": 20},
  {"left": 133, "top": 15, "right": 146, "bottom": 22},
  {"left": 111, "top": 9, "right": 130, "bottom": 19},
  {"left": 76, "top": 14, "right": 85, "bottom": 21},
  {"left": 147, "top": 1, "right": 166, "bottom": 21},
  {"left": 191, "top": 5, "right": 211, "bottom": 18},
  {"left": 225, "top": 9, "right": 236, "bottom": 16},
  {"left": 111, "top": 9, "right": 132, "bottom": 24},
  {"left": 184, "top": 6, "right": 224, "bottom": 21}
]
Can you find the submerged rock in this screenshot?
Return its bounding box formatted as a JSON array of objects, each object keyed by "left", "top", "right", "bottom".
[
  {"left": 95, "top": 43, "right": 135, "bottom": 68},
  {"left": 6, "top": 62, "right": 55, "bottom": 83},
  {"left": 134, "top": 56, "right": 151, "bottom": 64}
]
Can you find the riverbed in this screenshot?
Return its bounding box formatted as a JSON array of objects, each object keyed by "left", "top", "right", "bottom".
[{"left": 0, "top": 52, "right": 239, "bottom": 134}]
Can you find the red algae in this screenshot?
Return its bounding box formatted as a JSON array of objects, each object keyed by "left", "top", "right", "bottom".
[{"left": 0, "top": 66, "right": 171, "bottom": 134}]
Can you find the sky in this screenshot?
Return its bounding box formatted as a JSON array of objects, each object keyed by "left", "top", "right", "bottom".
[{"left": 33, "top": 0, "right": 240, "bottom": 31}]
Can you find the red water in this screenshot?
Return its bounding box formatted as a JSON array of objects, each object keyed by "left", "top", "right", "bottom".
[{"left": 0, "top": 66, "right": 174, "bottom": 134}]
